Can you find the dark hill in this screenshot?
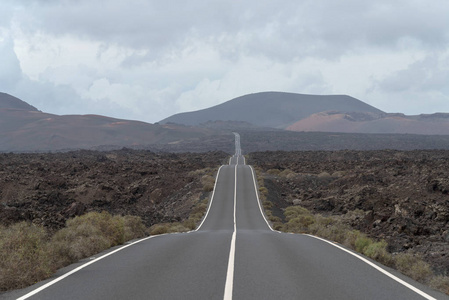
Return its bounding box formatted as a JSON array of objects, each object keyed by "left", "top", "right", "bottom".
[
  {"left": 0, "top": 92, "right": 38, "bottom": 111},
  {"left": 159, "top": 92, "right": 384, "bottom": 128}
]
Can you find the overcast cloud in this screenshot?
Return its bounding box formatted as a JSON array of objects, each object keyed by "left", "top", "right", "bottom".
[{"left": 1, "top": 0, "right": 448, "bottom": 122}]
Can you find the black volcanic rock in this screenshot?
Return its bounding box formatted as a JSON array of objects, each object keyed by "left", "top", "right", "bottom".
[
  {"left": 159, "top": 92, "right": 384, "bottom": 128},
  {"left": 0, "top": 92, "right": 38, "bottom": 111},
  {"left": 249, "top": 150, "right": 449, "bottom": 275}
]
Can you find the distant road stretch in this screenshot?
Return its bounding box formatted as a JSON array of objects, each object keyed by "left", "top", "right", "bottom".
[{"left": 5, "top": 133, "right": 447, "bottom": 300}]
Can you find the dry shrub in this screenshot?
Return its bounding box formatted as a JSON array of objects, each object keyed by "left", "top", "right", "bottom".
[
  {"left": 201, "top": 175, "right": 215, "bottom": 192},
  {"left": 317, "top": 171, "right": 331, "bottom": 179},
  {"left": 149, "top": 224, "right": 170, "bottom": 235},
  {"left": 269, "top": 215, "right": 282, "bottom": 223},
  {"left": 1, "top": 212, "right": 147, "bottom": 292},
  {"left": 183, "top": 219, "right": 197, "bottom": 230},
  {"left": 263, "top": 200, "right": 273, "bottom": 209},
  {"left": 66, "top": 211, "right": 125, "bottom": 246},
  {"left": 50, "top": 212, "right": 147, "bottom": 268},
  {"left": 191, "top": 202, "right": 208, "bottom": 216},
  {"left": 284, "top": 206, "right": 311, "bottom": 221},
  {"left": 430, "top": 276, "right": 449, "bottom": 295},
  {"left": 259, "top": 187, "right": 268, "bottom": 201},
  {"left": 355, "top": 235, "right": 372, "bottom": 253},
  {"left": 188, "top": 199, "right": 209, "bottom": 226},
  {"left": 394, "top": 253, "right": 433, "bottom": 283},
  {"left": 50, "top": 223, "right": 110, "bottom": 268},
  {"left": 279, "top": 169, "right": 296, "bottom": 178},
  {"left": 277, "top": 203, "right": 448, "bottom": 295},
  {"left": 123, "top": 215, "right": 147, "bottom": 241},
  {"left": 149, "top": 222, "right": 189, "bottom": 235},
  {"left": 363, "top": 240, "right": 393, "bottom": 267},
  {"left": 0, "top": 222, "right": 52, "bottom": 291},
  {"left": 267, "top": 169, "right": 281, "bottom": 175},
  {"left": 272, "top": 222, "right": 284, "bottom": 231},
  {"left": 309, "top": 222, "right": 346, "bottom": 244},
  {"left": 331, "top": 171, "right": 345, "bottom": 178},
  {"left": 283, "top": 206, "right": 316, "bottom": 233},
  {"left": 166, "top": 223, "right": 190, "bottom": 233},
  {"left": 342, "top": 230, "right": 362, "bottom": 249}
]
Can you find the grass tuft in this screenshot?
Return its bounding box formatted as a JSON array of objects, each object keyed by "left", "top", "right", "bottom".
[{"left": 0, "top": 212, "right": 147, "bottom": 291}]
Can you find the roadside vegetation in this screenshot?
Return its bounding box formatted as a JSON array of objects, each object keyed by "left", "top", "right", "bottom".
[
  {"left": 0, "top": 167, "right": 217, "bottom": 292},
  {"left": 148, "top": 167, "right": 216, "bottom": 235},
  {"left": 0, "top": 212, "right": 146, "bottom": 291},
  {"left": 257, "top": 170, "right": 449, "bottom": 295}
]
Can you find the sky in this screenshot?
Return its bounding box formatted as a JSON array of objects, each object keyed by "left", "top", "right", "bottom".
[{"left": 1, "top": 0, "right": 449, "bottom": 123}]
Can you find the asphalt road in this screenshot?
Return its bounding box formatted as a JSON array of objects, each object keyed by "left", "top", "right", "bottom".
[{"left": 4, "top": 133, "right": 448, "bottom": 300}]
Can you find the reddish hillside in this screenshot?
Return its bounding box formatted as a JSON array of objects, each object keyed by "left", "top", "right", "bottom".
[
  {"left": 286, "top": 111, "right": 449, "bottom": 135},
  {"left": 0, "top": 93, "right": 210, "bottom": 152}
]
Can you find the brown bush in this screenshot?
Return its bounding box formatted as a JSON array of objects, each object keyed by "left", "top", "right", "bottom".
[
  {"left": 0, "top": 212, "right": 148, "bottom": 292},
  {"left": 123, "top": 215, "right": 147, "bottom": 241},
  {"left": 394, "top": 253, "right": 433, "bottom": 283},
  {"left": 430, "top": 276, "right": 449, "bottom": 295},
  {"left": 149, "top": 224, "right": 169, "bottom": 235},
  {"left": 201, "top": 175, "right": 215, "bottom": 192},
  {"left": 50, "top": 223, "right": 110, "bottom": 268},
  {"left": 0, "top": 222, "right": 52, "bottom": 291}
]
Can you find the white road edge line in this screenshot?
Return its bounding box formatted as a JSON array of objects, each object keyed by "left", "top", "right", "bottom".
[
  {"left": 249, "top": 165, "right": 276, "bottom": 232},
  {"left": 196, "top": 165, "right": 224, "bottom": 231},
  {"left": 223, "top": 165, "right": 237, "bottom": 300},
  {"left": 305, "top": 234, "right": 437, "bottom": 300},
  {"left": 19, "top": 165, "right": 225, "bottom": 299},
  {"left": 250, "top": 165, "right": 436, "bottom": 299},
  {"left": 16, "top": 233, "right": 166, "bottom": 300}
]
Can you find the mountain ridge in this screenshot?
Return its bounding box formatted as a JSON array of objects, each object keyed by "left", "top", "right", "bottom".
[
  {"left": 2, "top": 91, "right": 449, "bottom": 152},
  {"left": 0, "top": 92, "right": 38, "bottom": 111},
  {"left": 0, "top": 92, "right": 212, "bottom": 152},
  {"left": 159, "top": 91, "right": 384, "bottom": 128}
]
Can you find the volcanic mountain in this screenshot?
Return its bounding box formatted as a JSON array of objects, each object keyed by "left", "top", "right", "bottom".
[
  {"left": 286, "top": 111, "right": 449, "bottom": 135},
  {"left": 159, "top": 92, "right": 385, "bottom": 128},
  {"left": 161, "top": 91, "right": 449, "bottom": 135},
  {"left": 0, "top": 93, "right": 209, "bottom": 152}
]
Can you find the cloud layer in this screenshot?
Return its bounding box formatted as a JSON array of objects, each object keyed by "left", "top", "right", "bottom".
[{"left": 1, "top": 0, "right": 448, "bottom": 122}]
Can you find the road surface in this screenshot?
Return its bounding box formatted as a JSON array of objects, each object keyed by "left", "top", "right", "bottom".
[{"left": 4, "top": 133, "right": 447, "bottom": 299}]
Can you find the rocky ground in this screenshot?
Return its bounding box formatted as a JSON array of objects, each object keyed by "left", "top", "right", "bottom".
[
  {"left": 92, "top": 130, "right": 449, "bottom": 153},
  {"left": 2, "top": 147, "right": 448, "bottom": 276},
  {"left": 0, "top": 150, "right": 228, "bottom": 232},
  {"left": 248, "top": 150, "right": 449, "bottom": 275}
]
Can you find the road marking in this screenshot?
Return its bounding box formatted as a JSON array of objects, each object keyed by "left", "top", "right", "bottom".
[
  {"left": 249, "top": 165, "right": 277, "bottom": 232},
  {"left": 196, "top": 165, "right": 224, "bottom": 231},
  {"left": 16, "top": 233, "right": 167, "bottom": 300},
  {"left": 18, "top": 134, "right": 239, "bottom": 299},
  {"left": 249, "top": 164, "right": 436, "bottom": 298},
  {"left": 305, "top": 234, "right": 437, "bottom": 300},
  {"left": 18, "top": 165, "right": 225, "bottom": 299},
  {"left": 223, "top": 165, "right": 237, "bottom": 300}
]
